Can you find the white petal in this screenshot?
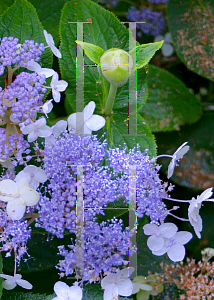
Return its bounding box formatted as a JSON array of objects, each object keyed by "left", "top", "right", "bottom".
[
  {"left": 83, "top": 101, "right": 95, "bottom": 121},
  {"left": 0, "top": 179, "right": 19, "bottom": 202},
  {"left": 21, "top": 124, "right": 34, "bottom": 135},
  {"left": 152, "top": 246, "right": 168, "bottom": 256},
  {"left": 164, "top": 32, "right": 172, "bottom": 43},
  {"left": 85, "top": 115, "right": 106, "bottom": 131},
  {"left": 42, "top": 100, "right": 53, "bottom": 115},
  {"left": 103, "top": 284, "right": 116, "bottom": 300},
  {"left": 167, "top": 159, "right": 175, "bottom": 179},
  {"left": 6, "top": 200, "right": 26, "bottom": 220},
  {"left": 37, "top": 127, "right": 52, "bottom": 138},
  {"left": 0, "top": 275, "right": 14, "bottom": 280},
  {"left": 198, "top": 188, "right": 213, "bottom": 202},
  {"left": 45, "top": 135, "right": 56, "bottom": 145},
  {"left": 118, "top": 267, "right": 135, "bottom": 279},
  {"left": 27, "top": 131, "right": 38, "bottom": 143},
  {"left": 176, "top": 145, "right": 190, "bottom": 159},
  {"left": 3, "top": 280, "right": 17, "bottom": 290},
  {"left": 33, "top": 168, "right": 47, "bottom": 183},
  {"left": 101, "top": 274, "right": 117, "bottom": 289},
  {"left": 161, "top": 44, "right": 174, "bottom": 57},
  {"left": 159, "top": 223, "right": 178, "bottom": 238},
  {"left": 16, "top": 177, "right": 29, "bottom": 190},
  {"left": 26, "top": 60, "right": 41, "bottom": 73},
  {"left": 83, "top": 123, "right": 92, "bottom": 134},
  {"left": 68, "top": 286, "right": 83, "bottom": 299},
  {"left": 132, "top": 282, "right": 140, "bottom": 294},
  {"left": 174, "top": 231, "right": 192, "bottom": 245},
  {"left": 67, "top": 112, "right": 84, "bottom": 131},
  {"left": 52, "top": 90, "right": 60, "bottom": 103},
  {"left": 16, "top": 279, "right": 33, "bottom": 289},
  {"left": 51, "top": 46, "right": 62, "bottom": 59},
  {"left": 55, "top": 80, "right": 68, "bottom": 92},
  {"left": 167, "top": 244, "right": 185, "bottom": 262},
  {"left": 147, "top": 235, "right": 164, "bottom": 251},
  {"left": 36, "top": 118, "right": 47, "bottom": 128},
  {"left": 54, "top": 281, "right": 70, "bottom": 297},
  {"left": 15, "top": 171, "right": 31, "bottom": 184},
  {"left": 143, "top": 223, "right": 158, "bottom": 235},
  {"left": 19, "top": 187, "right": 40, "bottom": 206},
  {"left": 139, "top": 283, "right": 153, "bottom": 291},
  {"left": 24, "top": 165, "right": 38, "bottom": 174},
  {"left": 39, "top": 68, "right": 55, "bottom": 78},
  {"left": 52, "top": 120, "right": 67, "bottom": 137},
  {"left": 154, "top": 35, "right": 164, "bottom": 42},
  {"left": 117, "top": 278, "right": 133, "bottom": 296}
]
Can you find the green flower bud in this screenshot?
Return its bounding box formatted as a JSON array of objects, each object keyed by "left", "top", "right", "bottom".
[{"left": 100, "top": 48, "right": 133, "bottom": 87}]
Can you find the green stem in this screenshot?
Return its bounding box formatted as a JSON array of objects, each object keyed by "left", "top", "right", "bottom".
[{"left": 104, "top": 84, "right": 117, "bottom": 115}]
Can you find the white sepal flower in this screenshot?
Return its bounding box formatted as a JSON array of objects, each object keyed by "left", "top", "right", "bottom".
[
  {"left": 42, "top": 99, "right": 54, "bottom": 117},
  {"left": 51, "top": 72, "right": 68, "bottom": 103},
  {"left": 154, "top": 33, "right": 174, "bottom": 57},
  {"left": 0, "top": 178, "right": 40, "bottom": 220},
  {"left": 0, "top": 157, "right": 14, "bottom": 169},
  {"left": 188, "top": 188, "right": 214, "bottom": 239},
  {"left": 0, "top": 274, "right": 32, "bottom": 290},
  {"left": 67, "top": 101, "right": 105, "bottom": 134},
  {"left": 167, "top": 142, "right": 190, "bottom": 179},
  {"left": 44, "top": 30, "right": 62, "bottom": 58},
  {"left": 15, "top": 165, "right": 47, "bottom": 190},
  {"left": 152, "top": 231, "right": 193, "bottom": 262},
  {"left": 143, "top": 223, "right": 178, "bottom": 251},
  {"left": 20, "top": 118, "right": 52, "bottom": 142},
  {"left": 45, "top": 120, "right": 67, "bottom": 144},
  {"left": 101, "top": 267, "right": 134, "bottom": 300},
  {"left": 52, "top": 281, "right": 82, "bottom": 300},
  {"left": 26, "top": 60, "right": 55, "bottom": 78}
]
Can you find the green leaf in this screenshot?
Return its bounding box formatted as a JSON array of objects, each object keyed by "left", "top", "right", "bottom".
[
  {"left": 167, "top": 0, "right": 214, "bottom": 81},
  {"left": 0, "top": 0, "right": 52, "bottom": 89},
  {"left": 29, "top": 0, "right": 66, "bottom": 44},
  {"left": 0, "top": 0, "right": 14, "bottom": 15},
  {"left": 130, "top": 41, "right": 164, "bottom": 70},
  {"left": 104, "top": 106, "right": 156, "bottom": 157},
  {"left": 155, "top": 111, "right": 214, "bottom": 190},
  {"left": 140, "top": 65, "right": 202, "bottom": 132},
  {"left": 82, "top": 283, "right": 103, "bottom": 300},
  {"left": 0, "top": 253, "right": 3, "bottom": 299},
  {"left": 2, "top": 290, "right": 54, "bottom": 300},
  {"left": 76, "top": 41, "right": 104, "bottom": 64}
]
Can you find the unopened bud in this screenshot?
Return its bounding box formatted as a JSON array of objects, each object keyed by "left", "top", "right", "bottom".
[{"left": 100, "top": 48, "right": 133, "bottom": 87}]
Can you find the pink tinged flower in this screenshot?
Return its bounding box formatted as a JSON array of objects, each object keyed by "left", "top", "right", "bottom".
[
  {"left": 51, "top": 72, "right": 68, "bottom": 103},
  {"left": 188, "top": 188, "right": 214, "bottom": 239},
  {"left": 45, "top": 120, "right": 67, "bottom": 144},
  {"left": 15, "top": 165, "right": 47, "bottom": 190},
  {"left": 0, "top": 274, "right": 32, "bottom": 290},
  {"left": 44, "top": 30, "right": 62, "bottom": 58},
  {"left": 152, "top": 231, "right": 193, "bottom": 262},
  {"left": 52, "top": 281, "right": 82, "bottom": 300},
  {"left": 67, "top": 101, "right": 106, "bottom": 134},
  {"left": 143, "top": 223, "right": 178, "bottom": 251},
  {"left": 101, "top": 267, "right": 134, "bottom": 300},
  {"left": 20, "top": 118, "right": 52, "bottom": 142},
  {"left": 26, "top": 60, "right": 55, "bottom": 78},
  {"left": 42, "top": 99, "right": 53, "bottom": 117},
  {"left": 0, "top": 178, "right": 40, "bottom": 220},
  {"left": 167, "top": 142, "right": 190, "bottom": 179}
]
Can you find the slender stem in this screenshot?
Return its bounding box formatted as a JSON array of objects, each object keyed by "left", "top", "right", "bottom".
[
  {"left": 167, "top": 212, "right": 189, "bottom": 222},
  {"left": 103, "top": 84, "right": 117, "bottom": 116},
  {"left": 14, "top": 254, "right": 17, "bottom": 276},
  {"left": 155, "top": 154, "right": 173, "bottom": 159},
  {"left": 163, "top": 196, "right": 191, "bottom": 203},
  {"left": 7, "top": 65, "right": 13, "bottom": 86}
]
